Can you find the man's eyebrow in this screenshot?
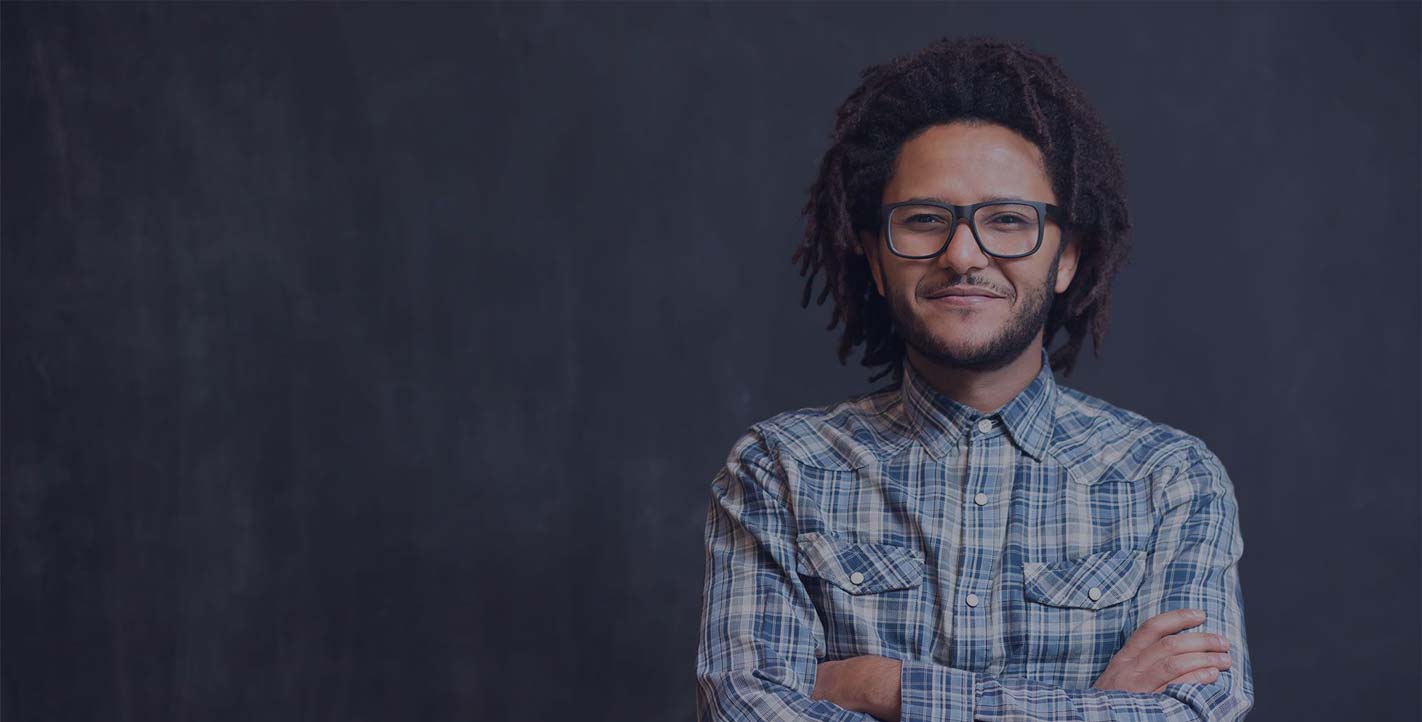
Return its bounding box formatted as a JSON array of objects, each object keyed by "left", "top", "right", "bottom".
[{"left": 899, "top": 194, "right": 1034, "bottom": 204}]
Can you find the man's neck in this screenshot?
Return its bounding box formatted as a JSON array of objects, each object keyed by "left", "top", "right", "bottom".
[{"left": 906, "top": 339, "right": 1044, "bottom": 414}]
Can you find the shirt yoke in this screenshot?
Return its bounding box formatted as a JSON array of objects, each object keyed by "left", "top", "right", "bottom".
[{"left": 746, "top": 380, "right": 1222, "bottom": 498}]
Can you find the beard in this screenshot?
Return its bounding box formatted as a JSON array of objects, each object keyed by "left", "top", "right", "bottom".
[{"left": 887, "top": 251, "right": 1060, "bottom": 373}]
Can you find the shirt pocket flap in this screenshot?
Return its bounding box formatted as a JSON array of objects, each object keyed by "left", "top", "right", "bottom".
[
  {"left": 1022, "top": 548, "right": 1147, "bottom": 610},
  {"left": 795, "top": 532, "right": 924, "bottom": 595}
]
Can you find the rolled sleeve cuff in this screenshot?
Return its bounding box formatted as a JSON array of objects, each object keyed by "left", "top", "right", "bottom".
[{"left": 900, "top": 659, "right": 976, "bottom": 722}]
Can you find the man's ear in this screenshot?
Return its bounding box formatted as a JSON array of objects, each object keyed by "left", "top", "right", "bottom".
[
  {"left": 1054, "top": 229, "right": 1081, "bottom": 295},
  {"left": 856, "top": 230, "right": 885, "bottom": 297}
]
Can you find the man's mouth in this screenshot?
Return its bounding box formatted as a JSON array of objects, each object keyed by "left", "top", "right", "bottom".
[
  {"left": 926, "top": 287, "right": 1007, "bottom": 305},
  {"left": 928, "top": 294, "right": 1003, "bottom": 306}
]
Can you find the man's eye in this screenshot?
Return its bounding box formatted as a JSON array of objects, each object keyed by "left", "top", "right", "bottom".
[
  {"left": 906, "top": 214, "right": 946, "bottom": 225},
  {"left": 987, "top": 214, "right": 1028, "bottom": 225}
]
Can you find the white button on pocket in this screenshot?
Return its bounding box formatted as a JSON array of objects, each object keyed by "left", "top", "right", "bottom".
[
  {"left": 849, "top": 571, "right": 865, "bottom": 585},
  {"left": 1088, "top": 586, "right": 1103, "bottom": 601}
]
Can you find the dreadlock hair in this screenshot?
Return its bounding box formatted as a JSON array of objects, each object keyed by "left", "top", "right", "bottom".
[{"left": 791, "top": 36, "right": 1132, "bottom": 385}]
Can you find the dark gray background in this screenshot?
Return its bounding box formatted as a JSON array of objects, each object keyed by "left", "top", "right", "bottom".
[{"left": 3, "top": 2, "right": 1418, "bottom": 721}]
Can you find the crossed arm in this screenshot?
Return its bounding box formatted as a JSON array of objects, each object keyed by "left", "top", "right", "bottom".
[{"left": 693, "top": 428, "right": 1255, "bottom": 722}]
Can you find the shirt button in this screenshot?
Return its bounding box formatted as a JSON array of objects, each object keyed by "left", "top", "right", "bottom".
[
  {"left": 974, "top": 492, "right": 988, "bottom": 506},
  {"left": 965, "top": 593, "right": 980, "bottom": 607},
  {"left": 977, "top": 418, "right": 994, "bottom": 433},
  {"left": 849, "top": 571, "right": 865, "bottom": 585},
  {"left": 1088, "top": 586, "right": 1103, "bottom": 601}
]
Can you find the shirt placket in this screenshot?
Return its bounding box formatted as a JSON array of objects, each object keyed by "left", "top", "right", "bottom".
[{"left": 950, "top": 413, "right": 1005, "bottom": 672}]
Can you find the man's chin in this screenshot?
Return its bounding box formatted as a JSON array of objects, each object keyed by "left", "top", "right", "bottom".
[
  {"left": 923, "top": 319, "right": 1001, "bottom": 347},
  {"left": 909, "top": 323, "right": 1035, "bottom": 367},
  {"left": 908, "top": 333, "right": 996, "bottom": 363},
  {"left": 917, "top": 305, "right": 1008, "bottom": 337}
]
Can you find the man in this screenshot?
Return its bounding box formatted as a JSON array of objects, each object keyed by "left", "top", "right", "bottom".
[{"left": 695, "top": 37, "right": 1253, "bottom": 722}]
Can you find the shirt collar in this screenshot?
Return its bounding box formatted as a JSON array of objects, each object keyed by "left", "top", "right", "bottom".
[{"left": 900, "top": 345, "right": 1057, "bottom": 462}]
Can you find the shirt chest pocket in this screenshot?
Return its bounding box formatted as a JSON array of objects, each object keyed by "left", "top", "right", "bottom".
[
  {"left": 795, "top": 532, "right": 924, "bottom": 658},
  {"left": 1021, "top": 548, "right": 1147, "bottom": 670}
]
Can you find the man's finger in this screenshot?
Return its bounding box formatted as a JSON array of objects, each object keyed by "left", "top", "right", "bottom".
[
  {"left": 1133, "top": 631, "right": 1230, "bottom": 673},
  {"left": 1152, "top": 666, "right": 1221, "bottom": 693},
  {"left": 1147, "top": 650, "right": 1232, "bottom": 690},
  {"left": 1117, "top": 609, "right": 1208, "bottom": 658}
]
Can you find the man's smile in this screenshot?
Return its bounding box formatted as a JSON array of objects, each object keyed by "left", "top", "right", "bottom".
[{"left": 927, "top": 293, "right": 1004, "bottom": 307}]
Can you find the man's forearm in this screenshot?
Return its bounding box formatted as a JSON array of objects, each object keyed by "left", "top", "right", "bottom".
[
  {"left": 819, "top": 655, "right": 1247, "bottom": 722},
  {"left": 813, "top": 656, "right": 905, "bottom": 721}
]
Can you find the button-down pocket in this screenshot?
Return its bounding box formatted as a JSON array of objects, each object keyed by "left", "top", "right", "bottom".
[
  {"left": 1021, "top": 548, "right": 1146, "bottom": 673},
  {"left": 797, "top": 532, "right": 924, "bottom": 594},
  {"left": 796, "top": 532, "right": 924, "bottom": 658}
]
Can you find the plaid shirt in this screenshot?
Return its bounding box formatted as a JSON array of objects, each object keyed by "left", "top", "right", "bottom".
[{"left": 695, "top": 346, "right": 1253, "bottom": 721}]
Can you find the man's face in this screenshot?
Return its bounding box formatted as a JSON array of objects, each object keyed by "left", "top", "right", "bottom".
[{"left": 858, "top": 121, "right": 1080, "bottom": 373}]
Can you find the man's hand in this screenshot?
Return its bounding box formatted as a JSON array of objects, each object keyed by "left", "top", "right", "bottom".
[
  {"left": 812, "top": 655, "right": 902, "bottom": 721},
  {"left": 1093, "top": 608, "right": 1233, "bottom": 693}
]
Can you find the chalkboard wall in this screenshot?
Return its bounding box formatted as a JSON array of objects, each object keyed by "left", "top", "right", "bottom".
[{"left": 3, "top": 3, "right": 1418, "bottom": 721}]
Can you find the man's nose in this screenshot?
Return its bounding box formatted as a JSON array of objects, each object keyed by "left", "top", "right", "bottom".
[{"left": 935, "top": 216, "right": 992, "bottom": 273}]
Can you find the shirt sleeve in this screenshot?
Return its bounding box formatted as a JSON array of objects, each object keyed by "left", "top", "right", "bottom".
[
  {"left": 695, "top": 425, "right": 879, "bottom": 722},
  {"left": 899, "top": 442, "right": 1255, "bottom": 722}
]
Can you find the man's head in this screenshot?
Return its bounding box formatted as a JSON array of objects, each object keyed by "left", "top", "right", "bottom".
[
  {"left": 792, "top": 37, "right": 1131, "bottom": 383},
  {"left": 860, "top": 121, "right": 1079, "bottom": 374}
]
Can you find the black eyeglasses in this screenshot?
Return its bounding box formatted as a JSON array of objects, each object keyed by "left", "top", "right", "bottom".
[{"left": 880, "top": 199, "right": 1065, "bottom": 260}]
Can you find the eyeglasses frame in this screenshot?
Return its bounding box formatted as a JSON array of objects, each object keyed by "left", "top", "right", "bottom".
[{"left": 879, "top": 199, "right": 1066, "bottom": 260}]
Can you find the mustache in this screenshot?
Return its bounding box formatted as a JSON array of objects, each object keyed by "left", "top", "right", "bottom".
[{"left": 924, "top": 281, "right": 1010, "bottom": 298}]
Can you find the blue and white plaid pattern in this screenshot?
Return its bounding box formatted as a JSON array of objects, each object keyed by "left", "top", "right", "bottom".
[{"left": 696, "top": 346, "right": 1253, "bottom": 721}]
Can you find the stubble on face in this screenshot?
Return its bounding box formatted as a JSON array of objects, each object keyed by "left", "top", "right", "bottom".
[{"left": 887, "top": 245, "right": 1062, "bottom": 373}]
